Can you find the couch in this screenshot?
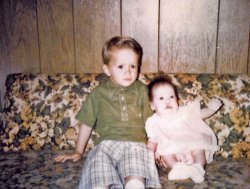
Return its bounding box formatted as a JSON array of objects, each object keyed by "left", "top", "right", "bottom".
[{"left": 0, "top": 73, "right": 249, "bottom": 189}]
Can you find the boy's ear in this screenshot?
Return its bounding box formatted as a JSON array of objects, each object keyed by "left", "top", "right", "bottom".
[{"left": 103, "top": 64, "right": 110, "bottom": 76}]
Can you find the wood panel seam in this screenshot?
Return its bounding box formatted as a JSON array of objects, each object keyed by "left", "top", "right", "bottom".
[
  {"left": 36, "top": 0, "right": 42, "bottom": 73},
  {"left": 214, "top": 0, "right": 221, "bottom": 74},
  {"left": 157, "top": 0, "right": 160, "bottom": 72},
  {"left": 72, "top": 0, "right": 76, "bottom": 73},
  {"left": 120, "top": 0, "right": 122, "bottom": 36}
]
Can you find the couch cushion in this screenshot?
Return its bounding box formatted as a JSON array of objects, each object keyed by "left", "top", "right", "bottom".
[
  {"left": 0, "top": 149, "right": 249, "bottom": 188},
  {"left": 0, "top": 73, "right": 249, "bottom": 159},
  {"left": 1, "top": 73, "right": 108, "bottom": 152}
]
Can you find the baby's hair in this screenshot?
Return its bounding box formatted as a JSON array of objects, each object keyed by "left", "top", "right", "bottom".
[
  {"left": 102, "top": 36, "right": 143, "bottom": 66},
  {"left": 148, "top": 75, "right": 179, "bottom": 102}
]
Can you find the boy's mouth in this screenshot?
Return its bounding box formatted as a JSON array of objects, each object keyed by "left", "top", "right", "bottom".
[{"left": 123, "top": 78, "right": 132, "bottom": 81}]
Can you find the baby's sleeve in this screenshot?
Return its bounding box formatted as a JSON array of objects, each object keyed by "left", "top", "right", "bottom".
[
  {"left": 186, "top": 99, "right": 202, "bottom": 118},
  {"left": 145, "top": 116, "right": 157, "bottom": 141}
]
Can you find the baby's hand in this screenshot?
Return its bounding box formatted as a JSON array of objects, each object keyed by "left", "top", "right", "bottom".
[
  {"left": 155, "top": 154, "right": 168, "bottom": 168},
  {"left": 54, "top": 152, "right": 82, "bottom": 163},
  {"left": 207, "top": 98, "right": 222, "bottom": 111},
  {"left": 155, "top": 152, "right": 161, "bottom": 163}
]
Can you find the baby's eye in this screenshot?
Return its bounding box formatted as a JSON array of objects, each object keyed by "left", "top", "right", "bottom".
[
  {"left": 118, "top": 65, "right": 123, "bottom": 69},
  {"left": 131, "top": 65, "right": 137, "bottom": 69},
  {"left": 159, "top": 97, "right": 164, "bottom": 100},
  {"left": 170, "top": 95, "right": 174, "bottom": 99}
]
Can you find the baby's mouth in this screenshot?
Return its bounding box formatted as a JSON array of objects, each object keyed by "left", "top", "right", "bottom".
[{"left": 165, "top": 105, "right": 172, "bottom": 109}]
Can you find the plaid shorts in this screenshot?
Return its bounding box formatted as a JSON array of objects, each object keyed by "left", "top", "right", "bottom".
[{"left": 78, "top": 140, "right": 161, "bottom": 189}]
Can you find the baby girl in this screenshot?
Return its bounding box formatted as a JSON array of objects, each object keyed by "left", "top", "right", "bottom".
[{"left": 146, "top": 76, "right": 222, "bottom": 183}]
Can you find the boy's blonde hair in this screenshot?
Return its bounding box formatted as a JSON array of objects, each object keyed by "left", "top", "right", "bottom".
[{"left": 102, "top": 36, "right": 143, "bottom": 66}]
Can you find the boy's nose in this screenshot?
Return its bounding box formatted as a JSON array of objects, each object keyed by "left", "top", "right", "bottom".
[{"left": 124, "top": 67, "right": 131, "bottom": 75}]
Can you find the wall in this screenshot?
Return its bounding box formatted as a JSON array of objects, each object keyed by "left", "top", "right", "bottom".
[{"left": 0, "top": 0, "right": 249, "bottom": 106}]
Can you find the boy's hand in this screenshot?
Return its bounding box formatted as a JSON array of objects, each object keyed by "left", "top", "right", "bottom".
[
  {"left": 54, "top": 152, "right": 82, "bottom": 163},
  {"left": 207, "top": 98, "right": 222, "bottom": 111}
]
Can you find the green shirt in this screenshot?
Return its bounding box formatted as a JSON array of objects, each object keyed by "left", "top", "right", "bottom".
[{"left": 75, "top": 78, "right": 152, "bottom": 144}]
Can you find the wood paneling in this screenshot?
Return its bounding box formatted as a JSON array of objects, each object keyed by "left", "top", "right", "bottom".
[
  {"left": 1, "top": 0, "right": 40, "bottom": 72},
  {"left": 38, "top": 0, "right": 75, "bottom": 73},
  {"left": 249, "top": 37, "right": 250, "bottom": 75},
  {"left": 159, "top": 0, "right": 218, "bottom": 73},
  {"left": 0, "top": 0, "right": 250, "bottom": 105},
  {"left": 74, "top": 0, "right": 120, "bottom": 73},
  {"left": 0, "top": 0, "right": 8, "bottom": 105},
  {"left": 122, "top": 0, "right": 159, "bottom": 73},
  {"left": 0, "top": 0, "right": 39, "bottom": 104},
  {"left": 216, "top": 0, "right": 250, "bottom": 74},
  {"left": 1, "top": 0, "right": 250, "bottom": 106}
]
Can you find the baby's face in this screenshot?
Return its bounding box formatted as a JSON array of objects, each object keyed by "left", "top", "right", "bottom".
[
  {"left": 103, "top": 48, "right": 139, "bottom": 87},
  {"left": 150, "top": 84, "right": 178, "bottom": 116}
]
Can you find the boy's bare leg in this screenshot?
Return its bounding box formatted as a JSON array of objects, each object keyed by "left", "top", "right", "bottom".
[{"left": 125, "top": 176, "right": 145, "bottom": 189}]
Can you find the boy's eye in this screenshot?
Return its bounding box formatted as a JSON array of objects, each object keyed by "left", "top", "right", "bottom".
[
  {"left": 118, "top": 65, "right": 123, "bottom": 69},
  {"left": 170, "top": 96, "right": 174, "bottom": 99},
  {"left": 159, "top": 97, "right": 164, "bottom": 100},
  {"left": 131, "top": 65, "right": 136, "bottom": 69}
]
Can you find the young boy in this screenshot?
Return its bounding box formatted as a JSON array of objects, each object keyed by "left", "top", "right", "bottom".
[{"left": 54, "top": 36, "right": 161, "bottom": 189}]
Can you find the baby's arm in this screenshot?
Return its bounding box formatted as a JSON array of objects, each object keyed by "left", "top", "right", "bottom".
[
  {"left": 201, "top": 98, "right": 222, "bottom": 119},
  {"left": 54, "top": 123, "right": 92, "bottom": 162},
  {"left": 147, "top": 139, "right": 158, "bottom": 152},
  {"left": 147, "top": 139, "right": 162, "bottom": 163}
]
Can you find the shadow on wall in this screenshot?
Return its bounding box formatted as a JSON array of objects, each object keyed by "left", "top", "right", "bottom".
[
  {"left": 0, "top": 91, "right": 2, "bottom": 112},
  {"left": 0, "top": 91, "right": 2, "bottom": 130}
]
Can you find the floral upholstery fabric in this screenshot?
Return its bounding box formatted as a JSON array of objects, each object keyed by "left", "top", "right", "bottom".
[{"left": 0, "top": 73, "right": 249, "bottom": 159}]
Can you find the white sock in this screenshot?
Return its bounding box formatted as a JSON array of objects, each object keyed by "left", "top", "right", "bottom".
[
  {"left": 188, "top": 163, "right": 205, "bottom": 183},
  {"left": 168, "top": 162, "right": 190, "bottom": 180},
  {"left": 125, "top": 179, "right": 145, "bottom": 189}
]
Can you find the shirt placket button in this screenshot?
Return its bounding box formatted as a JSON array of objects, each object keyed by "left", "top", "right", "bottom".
[{"left": 120, "top": 94, "right": 128, "bottom": 121}]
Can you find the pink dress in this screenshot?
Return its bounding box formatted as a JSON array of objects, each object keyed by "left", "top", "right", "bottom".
[{"left": 145, "top": 100, "right": 219, "bottom": 163}]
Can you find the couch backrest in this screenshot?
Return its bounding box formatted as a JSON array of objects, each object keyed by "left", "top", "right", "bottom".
[{"left": 0, "top": 73, "right": 249, "bottom": 159}]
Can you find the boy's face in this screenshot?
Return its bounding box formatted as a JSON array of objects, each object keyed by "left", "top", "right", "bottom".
[
  {"left": 103, "top": 48, "right": 139, "bottom": 87},
  {"left": 150, "top": 84, "right": 179, "bottom": 116}
]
